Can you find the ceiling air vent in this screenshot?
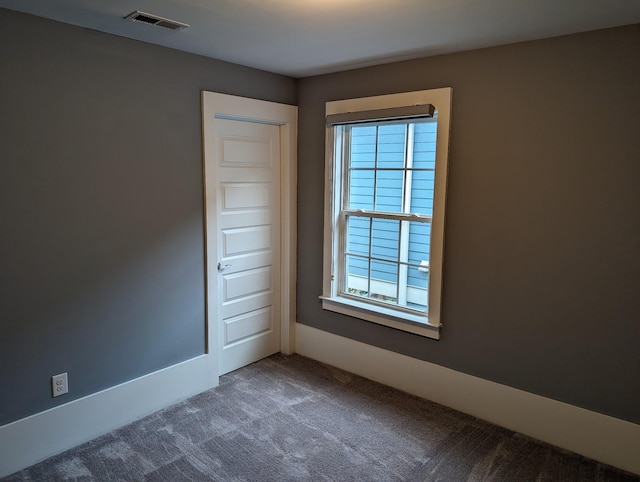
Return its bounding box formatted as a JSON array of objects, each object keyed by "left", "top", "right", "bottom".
[{"left": 125, "top": 11, "right": 189, "bottom": 31}]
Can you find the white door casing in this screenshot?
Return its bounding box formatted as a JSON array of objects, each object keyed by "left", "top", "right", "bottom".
[{"left": 202, "top": 92, "right": 297, "bottom": 376}]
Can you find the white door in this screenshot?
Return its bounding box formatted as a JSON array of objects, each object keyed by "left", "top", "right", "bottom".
[
  {"left": 213, "top": 118, "right": 281, "bottom": 375},
  {"left": 202, "top": 91, "right": 297, "bottom": 378}
]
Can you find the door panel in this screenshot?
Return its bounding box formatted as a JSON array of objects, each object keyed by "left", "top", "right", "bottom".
[
  {"left": 221, "top": 182, "right": 270, "bottom": 209},
  {"left": 222, "top": 292, "right": 272, "bottom": 320},
  {"left": 222, "top": 225, "right": 272, "bottom": 256},
  {"left": 223, "top": 267, "right": 271, "bottom": 301},
  {"left": 224, "top": 307, "right": 272, "bottom": 345}
]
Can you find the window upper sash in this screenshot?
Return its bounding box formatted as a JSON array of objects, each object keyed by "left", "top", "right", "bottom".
[{"left": 326, "top": 104, "right": 435, "bottom": 127}]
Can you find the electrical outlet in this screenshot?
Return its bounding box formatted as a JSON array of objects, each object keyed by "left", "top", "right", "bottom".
[{"left": 52, "top": 373, "right": 68, "bottom": 397}]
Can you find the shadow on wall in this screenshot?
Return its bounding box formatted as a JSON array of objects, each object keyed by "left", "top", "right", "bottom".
[{"left": 1, "top": 176, "right": 206, "bottom": 425}]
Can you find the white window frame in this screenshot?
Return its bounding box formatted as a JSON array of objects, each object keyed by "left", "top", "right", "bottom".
[{"left": 321, "top": 88, "right": 452, "bottom": 339}]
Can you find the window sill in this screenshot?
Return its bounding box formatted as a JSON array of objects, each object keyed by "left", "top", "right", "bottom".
[{"left": 319, "top": 296, "right": 440, "bottom": 340}]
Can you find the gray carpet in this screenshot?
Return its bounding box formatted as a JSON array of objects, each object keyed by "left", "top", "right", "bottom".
[{"left": 4, "top": 354, "right": 639, "bottom": 481}]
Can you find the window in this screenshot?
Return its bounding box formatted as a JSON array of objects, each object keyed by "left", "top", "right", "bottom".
[{"left": 321, "top": 88, "right": 452, "bottom": 339}]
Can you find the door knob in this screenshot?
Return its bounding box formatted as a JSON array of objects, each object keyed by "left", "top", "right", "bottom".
[{"left": 217, "top": 262, "right": 231, "bottom": 272}]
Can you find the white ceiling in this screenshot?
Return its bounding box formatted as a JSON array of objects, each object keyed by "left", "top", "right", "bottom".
[{"left": 1, "top": 0, "right": 639, "bottom": 77}]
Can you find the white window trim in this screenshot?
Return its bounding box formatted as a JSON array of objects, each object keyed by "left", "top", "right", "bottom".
[{"left": 321, "top": 88, "right": 452, "bottom": 340}]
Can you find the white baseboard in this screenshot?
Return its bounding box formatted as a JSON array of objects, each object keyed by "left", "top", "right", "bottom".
[
  {"left": 294, "top": 323, "right": 640, "bottom": 476},
  {"left": 0, "top": 354, "right": 217, "bottom": 478}
]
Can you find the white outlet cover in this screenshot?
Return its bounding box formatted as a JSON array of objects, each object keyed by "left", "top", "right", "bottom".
[{"left": 51, "top": 373, "right": 68, "bottom": 398}]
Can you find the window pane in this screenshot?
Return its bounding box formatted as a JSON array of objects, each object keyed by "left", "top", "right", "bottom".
[
  {"left": 350, "top": 125, "right": 376, "bottom": 168},
  {"left": 344, "top": 254, "right": 369, "bottom": 299},
  {"left": 412, "top": 119, "right": 437, "bottom": 170},
  {"left": 409, "top": 169, "right": 434, "bottom": 215},
  {"left": 370, "top": 218, "right": 399, "bottom": 261},
  {"left": 374, "top": 169, "right": 403, "bottom": 212},
  {"left": 402, "top": 264, "right": 428, "bottom": 311},
  {"left": 369, "top": 259, "right": 398, "bottom": 303},
  {"left": 348, "top": 169, "right": 374, "bottom": 210},
  {"left": 377, "top": 124, "right": 406, "bottom": 168},
  {"left": 346, "top": 216, "right": 370, "bottom": 256},
  {"left": 407, "top": 221, "right": 430, "bottom": 265}
]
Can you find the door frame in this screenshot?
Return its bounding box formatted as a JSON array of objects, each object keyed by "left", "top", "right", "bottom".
[{"left": 201, "top": 91, "right": 297, "bottom": 380}]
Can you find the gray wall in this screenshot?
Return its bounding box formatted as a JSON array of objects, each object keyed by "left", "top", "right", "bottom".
[
  {"left": 0, "top": 9, "right": 296, "bottom": 425},
  {"left": 1, "top": 6, "right": 638, "bottom": 430},
  {"left": 297, "top": 25, "right": 640, "bottom": 424}
]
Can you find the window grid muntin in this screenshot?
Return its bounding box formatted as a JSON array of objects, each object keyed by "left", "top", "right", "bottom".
[
  {"left": 340, "top": 120, "right": 434, "bottom": 314},
  {"left": 341, "top": 212, "right": 430, "bottom": 313},
  {"left": 345, "top": 122, "right": 435, "bottom": 218}
]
